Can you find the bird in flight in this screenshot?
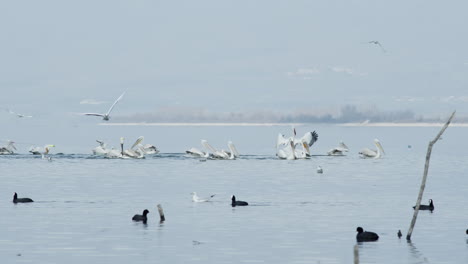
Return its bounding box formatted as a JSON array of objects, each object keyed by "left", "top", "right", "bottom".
[
  {"left": 367, "top": 40, "right": 386, "bottom": 53},
  {"left": 8, "top": 109, "right": 32, "bottom": 118},
  {"left": 83, "top": 92, "right": 125, "bottom": 121}
]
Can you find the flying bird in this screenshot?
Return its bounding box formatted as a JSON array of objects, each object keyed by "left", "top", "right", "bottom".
[
  {"left": 83, "top": 92, "right": 125, "bottom": 121},
  {"left": 8, "top": 109, "right": 32, "bottom": 118},
  {"left": 367, "top": 40, "right": 386, "bottom": 53}
]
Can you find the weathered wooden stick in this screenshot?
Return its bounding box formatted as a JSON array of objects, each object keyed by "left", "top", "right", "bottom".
[
  {"left": 157, "top": 204, "right": 165, "bottom": 222},
  {"left": 354, "top": 245, "right": 359, "bottom": 264},
  {"left": 406, "top": 111, "right": 455, "bottom": 240}
]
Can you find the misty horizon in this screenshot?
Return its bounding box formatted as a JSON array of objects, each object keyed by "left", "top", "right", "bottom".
[{"left": 112, "top": 105, "right": 461, "bottom": 124}]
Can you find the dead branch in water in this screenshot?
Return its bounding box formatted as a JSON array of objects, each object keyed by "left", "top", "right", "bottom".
[{"left": 406, "top": 111, "right": 455, "bottom": 240}]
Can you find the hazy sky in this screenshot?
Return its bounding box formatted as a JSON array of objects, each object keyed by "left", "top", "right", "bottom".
[{"left": 1, "top": 0, "right": 468, "bottom": 121}]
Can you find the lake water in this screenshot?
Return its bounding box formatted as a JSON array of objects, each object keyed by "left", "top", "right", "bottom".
[{"left": 0, "top": 123, "right": 467, "bottom": 263}]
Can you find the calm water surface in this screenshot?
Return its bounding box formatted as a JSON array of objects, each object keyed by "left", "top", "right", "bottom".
[{"left": 0, "top": 124, "right": 467, "bottom": 263}]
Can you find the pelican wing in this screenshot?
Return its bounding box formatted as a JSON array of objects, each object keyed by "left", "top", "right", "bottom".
[
  {"left": 186, "top": 147, "right": 205, "bottom": 156},
  {"left": 106, "top": 92, "right": 125, "bottom": 116},
  {"left": 299, "top": 131, "right": 318, "bottom": 147},
  {"left": 131, "top": 136, "right": 144, "bottom": 150},
  {"left": 276, "top": 133, "right": 289, "bottom": 148},
  {"left": 84, "top": 113, "right": 105, "bottom": 117},
  {"left": 338, "top": 142, "right": 349, "bottom": 151},
  {"left": 227, "top": 141, "right": 240, "bottom": 158},
  {"left": 201, "top": 140, "right": 217, "bottom": 153},
  {"left": 7, "top": 141, "right": 17, "bottom": 151}
]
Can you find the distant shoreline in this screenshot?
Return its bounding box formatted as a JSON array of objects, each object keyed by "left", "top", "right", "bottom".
[{"left": 100, "top": 122, "right": 468, "bottom": 127}]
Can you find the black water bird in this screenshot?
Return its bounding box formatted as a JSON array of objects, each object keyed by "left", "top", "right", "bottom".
[
  {"left": 13, "top": 192, "right": 34, "bottom": 203},
  {"left": 413, "top": 199, "right": 434, "bottom": 211},
  {"left": 356, "top": 227, "right": 379, "bottom": 242},
  {"left": 132, "top": 209, "right": 149, "bottom": 223},
  {"left": 231, "top": 195, "right": 248, "bottom": 207},
  {"left": 397, "top": 230, "right": 402, "bottom": 239}
]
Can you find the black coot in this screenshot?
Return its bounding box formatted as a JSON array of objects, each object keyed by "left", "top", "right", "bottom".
[
  {"left": 132, "top": 209, "right": 149, "bottom": 223},
  {"left": 13, "top": 192, "right": 34, "bottom": 203},
  {"left": 356, "top": 227, "right": 379, "bottom": 242},
  {"left": 231, "top": 195, "right": 248, "bottom": 207},
  {"left": 413, "top": 199, "right": 434, "bottom": 211}
]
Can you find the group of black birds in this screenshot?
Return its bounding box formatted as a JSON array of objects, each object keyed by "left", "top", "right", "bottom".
[
  {"left": 358, "top": 199, "right": 435, "bottom": 242},
  {"left": 15, "top": 193, "right": 462, "bottom": 242},
  {"left": 130, "top": 195, "right": 248, "bottom": 224}
]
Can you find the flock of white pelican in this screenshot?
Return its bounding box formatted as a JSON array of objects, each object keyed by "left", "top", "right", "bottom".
[
  {"left": 186, "top": 140, "right": 240, "bottom": 160},
  {"left": 0, "top": 128, "right": 386, "bottom": 160},
  {"left": 3, "top": 92, "right": 386, "bottom": 160},
  {"left": 92, "top": 136, "right": 159, "bottom": 159}
]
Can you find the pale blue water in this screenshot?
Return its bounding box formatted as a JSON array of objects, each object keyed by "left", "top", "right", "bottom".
[{"left": 0, "top": 124, "right": 467, "bottom": 263}]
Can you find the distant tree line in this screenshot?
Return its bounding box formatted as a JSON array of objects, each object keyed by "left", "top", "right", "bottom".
[{"left": 114, "top": 105, "right": 437, "bottom": 123}]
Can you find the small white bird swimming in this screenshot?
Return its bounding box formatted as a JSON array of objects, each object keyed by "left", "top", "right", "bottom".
[
  {"left": 83, "top": 92, "right": 125, "bottom": 121},
  {"left": 191, "top": 192, "right": 216, "bottom": 202},
  {"left": 317, "top": 166, "right": 323, "bottom": 174}
]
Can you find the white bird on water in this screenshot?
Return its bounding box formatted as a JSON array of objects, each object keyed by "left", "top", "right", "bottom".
[
  {"left": 187, "top": 140, "right": 239, "bottom": 160},
  {"left": 92, "top": 140, "right": 108, "bottom": 156},
  {"left": 191, "top": 192, "right": 216, "bottom": 202},
  {"left": 359, "top": 139, "right": 385, "bottom": 159},
  {"left": 29, "top": 145, "right": 55, "bottom": 156},
  {"left": 131, "top": 136, "right": 159, "bottom": 155},
  {"left": 276, "top": 127, "right": 318, "bottom": 159},
  {"left": 83, "top": 92, "right": 125, "bottom": 121},
  {"left": 104, "top": 137, "right": 145, "bottom": 159},
  {"left": 327, "top": 141, "right": 349, "bottom": 156},
  {"left": 0, "top": 140, "right": 17, "bottom": 155},
  {"left": 316, "top": 166, "right": 323, "bottom": 174}
]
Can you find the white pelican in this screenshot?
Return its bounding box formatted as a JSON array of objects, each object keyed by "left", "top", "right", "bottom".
[
  {"left": 8, "top": 109, "right": 32, "bottom": 118},
  {"left": 276, "top": 128, "right": 318, "bottom": 159},
  {"left": 201, "top": 140, "right": 239, "bottom": 160},
  {"left": 92, "top": 140, "right": 108, "bottom": 156},
  {"left": 29, "top": 145, "right": 55, "bottom": 156},
  {"left": 185, "top": 147, "right": 209, "bottom": 158},
  {"left": 130, "top": 136, "right": 159, "bottom": 155},
  {"left": 105, "top": 137, "right": 145, "bottom": 159},
  {"left": 0, "top": 140, "right": 17, "bottom": 155},
  {"left": 191, "top": 192, "right": 216, "bottom": 202},
  {"left": 276, "top": 140, "right": 297, "bottom": 160},
  {"left": 359, "top": 139, "right": 385, "bottom": 159},
  {"left": 327, "top": 141, "right": 349, "bottom": 156},
  {"left": 83, "top": 92, "right": 125, "bottom": 121}
]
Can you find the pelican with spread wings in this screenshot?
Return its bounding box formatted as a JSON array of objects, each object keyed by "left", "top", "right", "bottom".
[{"left": 276, "top": 127, "right": 318, "bottom": 159}]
